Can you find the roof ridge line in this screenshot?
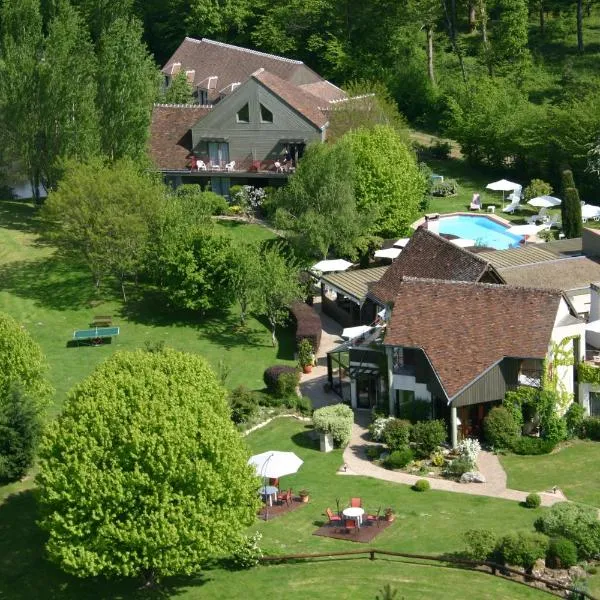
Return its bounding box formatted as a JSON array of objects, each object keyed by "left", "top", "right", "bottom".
[
  {"left": 153, "top": 103, "right": 213, "bottom": 109},
  {"left": 401, "top": 276, "right": 563, "bottom": 295},
  {"left": 193, "top": 37, "right": 305, "bottom": 65}
]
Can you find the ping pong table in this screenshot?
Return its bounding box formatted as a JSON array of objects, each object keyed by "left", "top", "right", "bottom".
[{"left": 73, "top": 326, "right": 120, "bottom": 346}]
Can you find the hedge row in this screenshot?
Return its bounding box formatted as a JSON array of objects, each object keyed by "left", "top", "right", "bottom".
[{"left": 290, "top": 301, "right": 321, "bottom": 352}]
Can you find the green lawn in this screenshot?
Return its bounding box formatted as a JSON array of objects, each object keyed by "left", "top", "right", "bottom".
[
  {"left": 500, "top": 440, "right": 600, "bottom": 508},
  {"left": 0, "top": 418, "right": 552, "bottom": 599}
]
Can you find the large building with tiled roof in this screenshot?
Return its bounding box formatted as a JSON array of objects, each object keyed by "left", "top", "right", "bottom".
[{"left": 150, "top": 38, "right": 349, "bottom": 195}]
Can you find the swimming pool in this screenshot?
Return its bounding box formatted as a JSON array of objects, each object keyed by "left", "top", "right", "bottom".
[{"left": 437, "top": 215, "right": 523, "bottom": 250}]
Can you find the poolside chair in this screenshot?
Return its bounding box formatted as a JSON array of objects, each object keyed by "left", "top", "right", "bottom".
[
  {"left": 506, "top": 184, "right": 522, "bottom": 204},
  {"left": 277, "top": 488, "right": 292, "bottom": 506},
  {"left": 469, "top": 193, "right": 482, "bottom": 211},
  {"left": 225, "top": 160, "right": 236, "bottom": 172},
  {"left": 197, "top": 160, "right": 207, "bottom": 171},
  {"left": 502, "top": 201, "right": 520, "bottom": 214},
  {"left": 528, "top": 207, "right": 549, "bottom": 224}
]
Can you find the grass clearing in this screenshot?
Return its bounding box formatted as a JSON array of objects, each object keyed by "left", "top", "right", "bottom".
[{"left": 499, "top": 440, "right": 600, "bottom": 508}]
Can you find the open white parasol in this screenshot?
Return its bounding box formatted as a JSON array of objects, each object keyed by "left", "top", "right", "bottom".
[
  {"left": 248, "top": 451, "right": 304, "bottom": 479},
  {"left": 527, "top": 195, "right": 562, "bottom": 208}
]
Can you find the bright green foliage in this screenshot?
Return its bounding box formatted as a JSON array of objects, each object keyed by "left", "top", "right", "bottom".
[
  {"left": 523, "top": 179, "right": 553, "bottom": 202},
  {"left": 38, "top": 2, "right": 100, "bottom": 189},
  {"left": 37, "top": 349, "right": 260, "bottom": 581},
  {"left": 384, "top": 447, "right": 414, "bottom": 469},
  {"left": 312, "top": 403, "right": 354, "bottom": 447},
  {"left": 563, "top": 187, "right": 583, "bottom": 239},
  {"left": 164, "top": 69, "right": 195, "bottom": 104},
  {"left": 565, "top": 402, "right": 586, "bottom": 438},
  {"left": 578, "top": 362, "right": 600, "bottom": 385},
  {"left": 410, "top": 419, "right": 446, "bottom": 458},
  {"left": 42, "top": 159, "right": 165, "bottom": 295},
  {"left": 228, "top": 386, "right": 259, "bottom": 425},
  {"left": 338, "top": 125, "right": 426, "bottom": 237},
  {"left": 275, "top": 142, "right": 368, "bottom": 259},
  {"left": 491, "top": 0, "right": 530, "bottom": 73},
  {"left": 484, "top": 406, "right": 520, "bottom": 449},
  {"left": 97, "top": 17, "right": 159, "bottom": 161},
  {"left": 535, "top": 502, "right": 600, "bottom": 559},
  {"left": 382, "top": 418, "right": 412, "bottom": 451},
  {"left": 0, "top": 384, "right": 43, "bottom": 481},
  {"left": 413, "top": 479, "right": 430, "bottom": 492},
  {"left": 524, "top": 493, "right": 541, "bottom": 508},
  {"left": 511, "top": 437, "right": 555, "bottom": 455},
  {"left": 0, "top": 313, "right": 52, "bottom": 408},
  {"left": 70, "top": 0, "right": 134, "bottom": 42},
  {"left": 229, "top": 242, "right": 262, "bottom": 326},
  {"left": 582, "top": 417, "right": 600, "bottom": 440},
  {"left": 546, "top": 537, "right": 578, "bottom": 569},
  {"left": 498, "top": 531, "right": 548, "bottom": 569},
  {"left": 464, "top": 529, "right": 498, "bottom": 562}
]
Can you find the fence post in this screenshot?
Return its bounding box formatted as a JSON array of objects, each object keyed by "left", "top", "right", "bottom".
[{"left": 370, "top": 550, "right": 375, "bottom": 561}]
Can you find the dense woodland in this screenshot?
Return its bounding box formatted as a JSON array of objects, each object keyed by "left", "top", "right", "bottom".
[{"left": 1, "top": 0, "right": 600, "bottom": 200}]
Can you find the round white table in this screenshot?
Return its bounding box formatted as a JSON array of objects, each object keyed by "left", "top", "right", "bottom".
[
  {"left": 342, "top": 506, "right": 365, "bottom": 526},
  {"left": 258, "top": 485, "right": 278, "bottom": 506}
]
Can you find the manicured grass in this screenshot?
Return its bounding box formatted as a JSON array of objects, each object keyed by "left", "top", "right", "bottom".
[
  {"left": 0, "top": 200, "right": 294, "bottom": 417},
  {"left": 499, "top": 440, "right": 600, "bottom": 508},
  {"left": 213, "top": 218, "right": 278, "bottom": 243},
  {"left": 0, "top": 418, "right": 551, "bottom": 599}
]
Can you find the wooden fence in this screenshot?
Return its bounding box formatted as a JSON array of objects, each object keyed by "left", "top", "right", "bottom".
[{"left": 259, "top": 548, "right": 596, "bottom": 599}]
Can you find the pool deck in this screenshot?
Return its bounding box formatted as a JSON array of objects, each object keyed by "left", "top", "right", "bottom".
[{"left": 411, "top": 211, "right": 512, "bottom": 230}]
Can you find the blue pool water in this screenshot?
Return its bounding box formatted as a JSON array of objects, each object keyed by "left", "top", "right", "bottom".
[{"left": 437, "top": 215, "right": 523, "bottom": 250}]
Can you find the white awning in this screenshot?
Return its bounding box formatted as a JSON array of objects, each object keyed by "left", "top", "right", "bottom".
[
  {"left": 393, "top": 237, "right": 411, "bottom": 248},
  {"left": 374, "top": 247, "right": 402, "bottom": 259},
  {"left": 311, "top": 259, "right": 354, "bottom": 273},
  {"left": 341, "top": 325, "right": 371, "bottom": 340}
]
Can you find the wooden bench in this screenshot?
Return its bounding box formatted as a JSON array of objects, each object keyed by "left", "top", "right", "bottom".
[{"left": 91, "top": 315, "right": 112, "bottom": 327}]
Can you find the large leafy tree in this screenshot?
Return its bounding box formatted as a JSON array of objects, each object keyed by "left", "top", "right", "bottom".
[
  {"left": 338, "top": 125, "right": 426, "bottom": 237},
  {"left": 96, "top": 16, "right": 159, "bottom": 161},
  {"left": 37, "top": 348, "right": 260, "bottom": 584},
  {"left": 229, "top": 242, "right": 262, "bottom": 327},
  {"left": 69, "top": 0, "right": 134, "bottom": 43},
  {"left": 491, "top": 0, "right": 530, "bottom": 74},
  {"left": 275, "top": 142, "right": 368, "bottom": 259},
  {"left": 42, "top": 159, "right": 165, "bottom": 296}
]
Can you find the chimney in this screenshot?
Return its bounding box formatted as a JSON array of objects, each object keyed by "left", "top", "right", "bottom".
[{"left": 590, "top": 282, "right": 600, "bottom": 321}]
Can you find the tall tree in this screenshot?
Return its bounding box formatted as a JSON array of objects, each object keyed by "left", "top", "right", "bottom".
[
  {"left": 37, "top": 349, "right": 260, "bottom": 585},
  {"left": 563, "top": 187, "right": 583, "bottom": 238},
  {"left": 491, "top": 0, "right": 530, "bottom": 74},
  {"left": 163, "top": 69, "right": 194, "bottom": 104},
  {"left": 39, "top": 2, "right": 100, "bottom": 189},
  {"left": 228, "top": 242, "right": 262, "bottom": 327},
  {"left": 69, "top": 0, "right": 133, "bottom": 43},
  {"left": 0, "top": 0, "right": 44, "bottom": 201},
  {"left": 96, "top": 16, "right": 159, "bottom": 162}
]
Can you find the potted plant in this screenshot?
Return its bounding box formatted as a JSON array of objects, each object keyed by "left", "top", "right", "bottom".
[
  {"left": 384, "top": 507, "right": 395, "bottom": 522},
  {"left": 299, "top": 489, "right": 310, "bottom": 503},
  {"left": 298, "top": 338, "right": 315, "bottom": 374}
]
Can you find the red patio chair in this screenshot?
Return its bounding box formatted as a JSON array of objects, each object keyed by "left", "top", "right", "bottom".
[
  {"left": 269, "top": 477, "right": 279, "bottom": 488},
  {"left": 277, "top": 488, "right": 292, "bottom": 506},
  {"left": 344, "top": 518, "right": 358, "bottom": 535},
  {"left": 366, "top": 507, "right": 381, "bottom": 527},
  {"left": 326, "top": 508, "right": 342, "bottom": 528},
  {"left": 350, "top": 497, "right": 362, "bottom": 508}
]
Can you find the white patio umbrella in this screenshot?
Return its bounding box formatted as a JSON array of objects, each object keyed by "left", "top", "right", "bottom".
[
  {"left": 311, "top": 259, "right": 353, "bottom": 273},
  {"left": 486, "top": 179, "right": 520, "bottom": 205},
  {"left": 527, "top": 195, "right": 562, "bottom": 208},
  {"left": 248, "top": 451, "right": 304, "bottom": 479},
  {"left": 581, "top": 204, "right": 600, "bottom": 220}
]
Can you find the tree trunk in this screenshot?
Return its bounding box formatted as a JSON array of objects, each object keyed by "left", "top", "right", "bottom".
[
  {"left": 539, "top": 0, "right": 545, "bottom": 35},
  {"left": 121, "top": 277, "right": 127, "bottom": 303},
  {"left": 427, "top": 26, "right": 435, "bottom": 85},
  {"left": 478, "top": 0, "right": 492, "bottom": 76},
  {"left": 270, "top": 320, "right": 277, "bottom": 347},
  {"left": 441, "top": 0, "right": 468, "bottom": 83},
  {"left": 577, "top": 0, "right": 584, "bottom": 53},
  {"left": 450, "top": 0, "right": 457, "bottom": 40},
  {"left": 469, "top": 3, "right": 476, "bottom": 31},
  {"left": 239, "top": 299, "right": 247, "bottom": 326}
]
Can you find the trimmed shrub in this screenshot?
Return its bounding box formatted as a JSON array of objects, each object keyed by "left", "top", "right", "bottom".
[
  {"left": 431, "top": 179, "right": 458, "bottom": 197},
  {"left": 312, "top": 403, "right": 354, "bottom": 447},
  {"left": 445, "top": 457, "right": 472, "bottom": 478},
  {"left": 547, "top": 537, "right": 578, "bottom": 569},
  {"left": 383, "top": 419, "right": 412, "bottom": 451},
  {"left": 410, "top": 420, "right": 446, "bottom": 457},
  {"left": 464, "top": 529, "right": 498, "bottom": 562},
  {"left": 293, "top": 396, "right": 313, "bottom": 416},
  {"left": 397, "top": 399, "right": 431, "bottom": 423},
  {"left": 384, "top": 447, "right": 414, "bottom": 469},
  {"left": 535, "top": 502, "right": 600, "bottom": 560},
  {"left": 228, "top": 386, "right": 259, "bottom": 424},
  {"left": 525, "top": 493, "right": 541, "bottom": 508},
  {"left": 413, "top": 479, "right": 430, "bottom": 492},
  {"left": 369, "top": 416, "right": 394, "bottom": 442},
  {"left": 484, "top": 406, "right": 520, "bottom": 449},
  {"left": 565, "top": 402, "right": 586, "bottom": 438},
  {"left": 289, "top": 302, "right": 321, "bottom": 353},
  {"left": 511, "top": 437, "right": 555, "bottom": 455},
  {"left": 498, "top": 531, "right": 549, "bottom": 569},
  {"left": 263, "top": 365, "right": 299, "bottom": 397},
  {"left": 542, "top": 414, "right": 567, "bottom": 445},
  {"left": 582, "top": 417, "right": 600, "bottom": 441}
]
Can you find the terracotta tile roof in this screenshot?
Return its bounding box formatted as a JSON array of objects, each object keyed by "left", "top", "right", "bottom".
[
  {"left": 368, "top": 228, "right": 504, "bottom": 305},
  {"left": 252, "top": 69, "right": 328, "bottom": 129},
  {"left": 162, "top": 37, "right": 325, "bottom": 96},
  {"left": 384, "top": 278, "right": 563, "bottom": 399},
  {"left": 149, "top": 104, "right": 212, "bottom": 170},
  {"left": 298, "top": 81, "right": 347, "bottom": 103},
  {"left": 500, "top": 256, "right": 600, "bottom": 291}
]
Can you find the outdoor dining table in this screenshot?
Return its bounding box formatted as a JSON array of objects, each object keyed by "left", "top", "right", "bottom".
[
  {"left": 342, "top": 506, "right": 365, "bottom": 526},
  {"left": 258, "top": 485, "right": 278, "bottom": 506}
]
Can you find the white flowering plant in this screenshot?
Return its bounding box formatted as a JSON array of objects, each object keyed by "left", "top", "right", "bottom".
[
  {"left": 457, "top": 438, "right": 481, "bottom": 468},
  {"left": 230, "top": 531, "right": 263, "bottom": 569},
  {"left": 369, "top": 416, "right": 395, "bottom": 442},
  {"left": 233, "top": 185, "right": 266, "bottom": 221}
]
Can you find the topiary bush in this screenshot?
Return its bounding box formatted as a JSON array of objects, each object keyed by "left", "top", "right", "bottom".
[
  {"left": 289, "top": 302, "right": 322, "bottom": 353},
  {"left": 547, "top": 537, "right": 578, "bottom": 569},
  {"left": 511, "top": 437, "right": 555, "bottom": 455},
  {"left": 413, "top": 479, "right": 430, "bottom": 492},
  {"left": 383, "top": 447, "right": 414, "bottom": 469},
  {"left": 410, "top": 419, "right": 447, "bottom": 457},
  {"left": 263, "top": 365, "right": 299, "bottom": 398},
  {"left": 498, "top": 531, "right": 549, "bottom": 570},
  {"left": 525, "top": 493, "right": 541, "bottom": 508},
  {"left": 484, "top": 406, "right": 520, "bottom": 449},
  {"left": 582, "top": 417, "right": 600, "bottom": 441},
  {"left": 535, "top": 502, "right": 600, "bottom": 560},
  {"left": 383, "top": 418, "right": 412, "bottom": 451},
  {"left": 312, "top": 403, "right": 354, "bottom": 448},
  {"left": 464, "top": 529, "right": 498, "bottom": 563},
  {"left": 565, "top": 402, "right": 586, "bottom": 438}
]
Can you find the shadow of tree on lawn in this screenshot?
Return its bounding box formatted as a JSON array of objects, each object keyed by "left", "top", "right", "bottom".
[
  {"left": 0, "top": 199, "right": 43, "bottom": 235},
  {"left": 0, "top": 490, "right": 208, "bottom": 600}
]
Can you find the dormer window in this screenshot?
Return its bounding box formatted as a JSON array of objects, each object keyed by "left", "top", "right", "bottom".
[
  {"left": 260, "top": 103, "right": 273, "bottom": 123},
  {"left": 236, "top": 103, "right": 249, "bottom": 123}
]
